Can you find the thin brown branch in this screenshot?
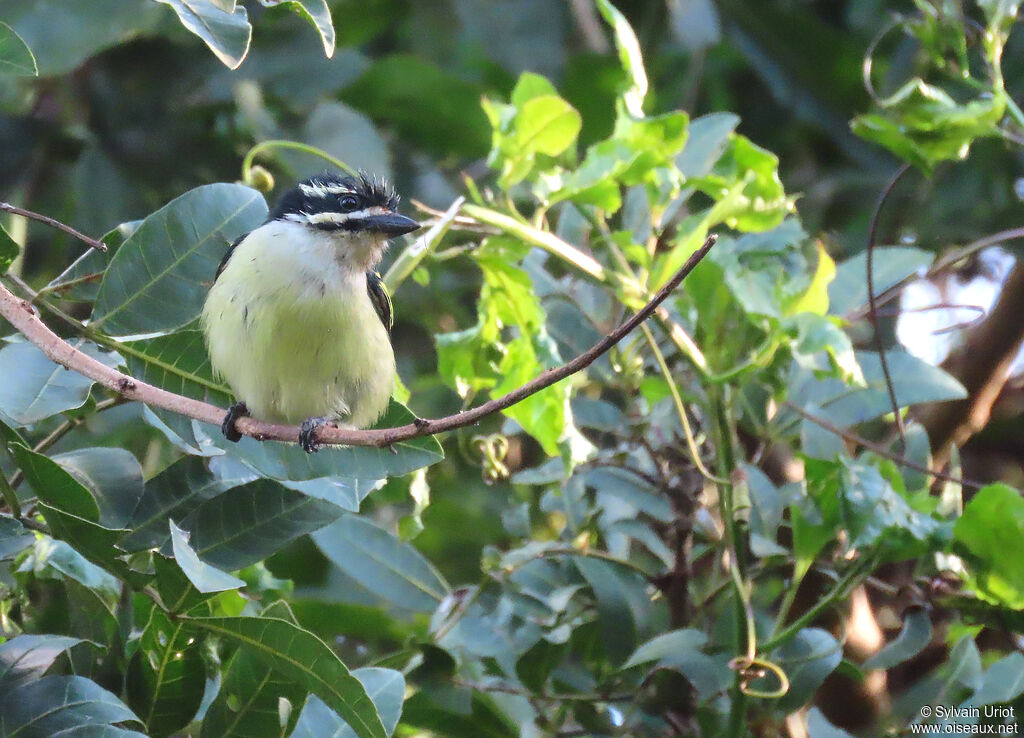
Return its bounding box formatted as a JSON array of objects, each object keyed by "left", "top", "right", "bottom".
[
  {"left": 783, "top": 401, "right": 982, "bottom": 490},
  {"left": 0, "top": 235, "right": 717, "bottom": 449},
  {"left": 865, "top": 164, "right": 912, "bottom": 448},
  {"left": 0, "top": 202, "right": 107, "bottom": 252},
  {"left": 916, "top": 261, "right": 1024, "bottom": 466}
]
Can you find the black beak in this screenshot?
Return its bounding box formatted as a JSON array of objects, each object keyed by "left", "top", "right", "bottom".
[{"left": 364, "top": 213, "right": 420, "bottom": 237}]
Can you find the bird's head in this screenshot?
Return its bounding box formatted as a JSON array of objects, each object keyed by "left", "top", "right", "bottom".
[{"left": 269, "top": 172, "right": 420, "bottom": 270}]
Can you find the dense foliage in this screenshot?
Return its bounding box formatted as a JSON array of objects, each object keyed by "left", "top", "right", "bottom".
[{"left": 2, "top": 1, "right": 1024, "bottom": 736}]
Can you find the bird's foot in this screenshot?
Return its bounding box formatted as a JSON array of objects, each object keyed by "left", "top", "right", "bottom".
[
  {"left": 221, "top": 402, "right": 249, "bottom": 443},
  {"left": 299, "top": 416, "right": 329, "bottom": 454}
]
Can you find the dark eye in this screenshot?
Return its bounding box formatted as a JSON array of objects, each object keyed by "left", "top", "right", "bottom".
[{"left": 339, "top": 195, "right": 359, "bottom": 212}]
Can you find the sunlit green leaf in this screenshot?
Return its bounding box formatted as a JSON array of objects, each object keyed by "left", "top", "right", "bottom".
[
  {"left": 954, "top": 484, "right": 1024, "bottom": 609},
  {"left": 0, "top": 223, "right": 18, "bottom": 275},
  {"left": 595, "top": 0, "right": 647, "bottom": 116}
]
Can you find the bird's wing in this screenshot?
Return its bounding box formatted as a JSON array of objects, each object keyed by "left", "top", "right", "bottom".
[
  {"left": 214, "top": 233, "right": 248, "bottom": 282},
  {"left": 366, "top": 270, "right": 393, "bottom": 334}
]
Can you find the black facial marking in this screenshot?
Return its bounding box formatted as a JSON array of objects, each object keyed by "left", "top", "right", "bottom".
[{"left": 268, "top": 171, "right": 399, "bottom": 223}]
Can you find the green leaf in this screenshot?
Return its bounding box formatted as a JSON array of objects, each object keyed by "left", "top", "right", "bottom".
[
  {"left": 773, "top": 628, "right": 842, "bottom": 712},
  {"left": 44, "top": 221, "right": 139, "bottom": 303},
  {"left": 786, "top": 351, "right": 966, "bottom": 428},
  {"left": 0, "top": 341, "right": 117, "bottom": 425},
  {"left": 828, "top": 247, "right": 933, "bottom": 316},
  {"left": 0, "top": 223, "right": 18, "bottom": 275},
  {"left": 0, "top": 634, "right": 84, "bottom": 689},
  {"left": 218, "top": 400, "right": 443, "bottom": 481},
  {"left": 0, "top": 675, "right": 143, "bottom": 736},
  {"left": 0, "top": 515, "right": 33, "bottom": 560},
  {"left": 2, "top": 0, "right": 162, "bottom": 76},
  {"left": 122, "top": 455, "right": 255, "bottom": 553},
  {"left": 312, "top": 515, "right": 449, "bottom": 613},
  {"left": 200, "top": 600, "right": 306, "bottom": 738},
  {"left": 169, "top": 520, "right": 245, "bottom": 593},
  {"left": 175, "top": 479, "right": 345, "bottom": 570},
  {"left": 92, "top": 183, "right": 267, "bottom": 337},
  {"left": 186, "top": 616, "right": 388, "bottom": 738},
  {"left": 838, "top": 459, "right": 940, "bottom": 554},
  {"left": 622, "top": 629, "right": 708, "bottom": 669},
  {"left": 947, "top": 634, "right": 983, "bottom": 692},
  {"left": 123, "top": 330, "right": 231, "bottom": 404},
  {"left": 595, "top": 0, "right": 647, "bottom": 116},
  {"left": 341, "top": 55, "right": 489, "bottom": 159},
  {"left": 257, "top": 0, "right": 334, "bottom": 57},
  {"left": 954, "top": 484, "right": 1024, "bottom": 608},
  {"left": 575, "top": 557, "right": 654, "bottom": 666},
  {"left": 785, "top": 242, "right": 835, "bottom": 317},
  {"left": 292, "top": 669, "right": 405, "bottom": 738},
  {"left": 964, "top": 652, "right": 1024, "bottom": 709},
  {"left": 862, "top": 607, "right": 932, "bottom": 670},
  {"left": 676, "top": 112, "right": 739, "bottom": 178},
  {"left": 0, "top": 22, "right": 37, "bottom": 76},
  {"left": 126, "top": 608, "right": 206, "bottom": 737},
  {"left": 52, "top": 447, "right": 143, "bottom": 529},
  {"left": 155, "top": 0, "right": 252, "bottom": 69}
]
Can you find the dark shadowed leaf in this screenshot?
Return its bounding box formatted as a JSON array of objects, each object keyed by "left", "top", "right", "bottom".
[
  {"left": 575, "top": 557, "right": 654, "bottom": 666},
  {"left": 0, "top": 675, "right": 142, "bottom": 736},
  {"left": 186, "top": 616, "right": 387, "bottom": 738},
  {"left": 176, "top": 479, "right": 344, "bottom": 570},
  {"left": 0, "top": 634, "right": 83, "bottom": 689},
  {"left": 53, "top": 447, "right": 144, "bottom": 529},
  {"left": 200, "top": 601, "right": 306, "bottom": 738},
  {"left": 122, "top": 455, "right": 255, "bottom": 552},
  {"left": 313, "top": 515, "right": 449, "bottom": 613},
  {"left": 126, "top": 607, "right": 206, "bottom": 737},
  {"left": 92, "top": 184, "right": 267, "bottom": 336},
  {"left": 0, "top": 515, "right": 33, "bottom": 560}
]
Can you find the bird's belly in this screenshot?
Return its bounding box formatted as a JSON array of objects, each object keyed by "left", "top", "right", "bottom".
[{"left": 203, "top": 278, "right": 395, "bottom": 427}]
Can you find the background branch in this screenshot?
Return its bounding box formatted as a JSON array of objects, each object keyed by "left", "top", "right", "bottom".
[
  {"left": 0, "top": 201, "right": 107, "bottom": 252},
  {"left": 0, "top": 233, "right": 716, "bottom": 449}
]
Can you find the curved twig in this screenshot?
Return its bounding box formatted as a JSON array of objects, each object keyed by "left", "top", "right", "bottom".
[
  {"left": 0, "top": 234, "right": 717, "bottom": 449},
  {"left": 0, "top": 202, "right": 107, "bottom": 252},
  {"left": 866, "top": 163, "right": 912, "bottom": 447}
]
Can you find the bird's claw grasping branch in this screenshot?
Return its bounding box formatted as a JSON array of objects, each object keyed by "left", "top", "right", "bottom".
[{"left": 0, "top": 204, "right": 716, "bottom": 448}]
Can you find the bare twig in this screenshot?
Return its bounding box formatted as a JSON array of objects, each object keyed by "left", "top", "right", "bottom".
[
  {"left": 0, "top": 202, "right": 107, "bottom": 252},
  {"left": 783, "top": 401, "right": 981, "bottom": 490},
  {"left": 0, "top": 234, "right": 716, "bottom": 449},
  {"left": 865, "top": 164, "right": 912, "bottom": 448}
]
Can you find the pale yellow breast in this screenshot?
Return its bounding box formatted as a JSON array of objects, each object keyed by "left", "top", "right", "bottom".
[{"left": 201, "top": 221, "right": 395, "bottom": 427}]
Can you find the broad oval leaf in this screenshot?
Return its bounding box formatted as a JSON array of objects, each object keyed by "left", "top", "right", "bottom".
[
  {"left": 0, "top": 341, "right": 118, "bottom": 425},
  {"left": 0, "top": 674, "right": 142, "bottom": 736},
  {"left": 92, "top": 183, "right": 267, "bottom": 337},
  {"left": 622, "top": 629, "right": 708, "bottom": 669},
  {"left": 53, "top": 447, "right": 144, "bottom": 529},
  {"left": 186, "top": 616, "right": 388, "bottom": 738},
  {"left": 0, "top": 634, "right": 84, "bottom": 689},
  {"left": 175, "top": 478, "right": 345, "bottom": 570},
  {"left": 292, "top": 668, "right": 405, "bottom": 738},
  {"left": 313, "top": 515, "right": 449, "bottom": 613},
  {"left": 126, "top": 608, "right": 206, "bottom": 737},
  {"left": 155, "top": 0, "right": 252, "bottom": 69},
  {"left": 863, "top": 607, "right": 932, "bottom": 671}
]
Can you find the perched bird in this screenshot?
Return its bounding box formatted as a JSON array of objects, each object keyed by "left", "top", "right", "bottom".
[{"left": 201, "top": 172, "right": 420, "bottom": 452}]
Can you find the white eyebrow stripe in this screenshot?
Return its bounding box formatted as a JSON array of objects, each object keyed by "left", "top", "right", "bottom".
[
  {"left": 304, "top": 207, "right": 379, "bottom": 224},
  {"left": 299, "top": 182, "right": 358, "bottom": 198}
]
